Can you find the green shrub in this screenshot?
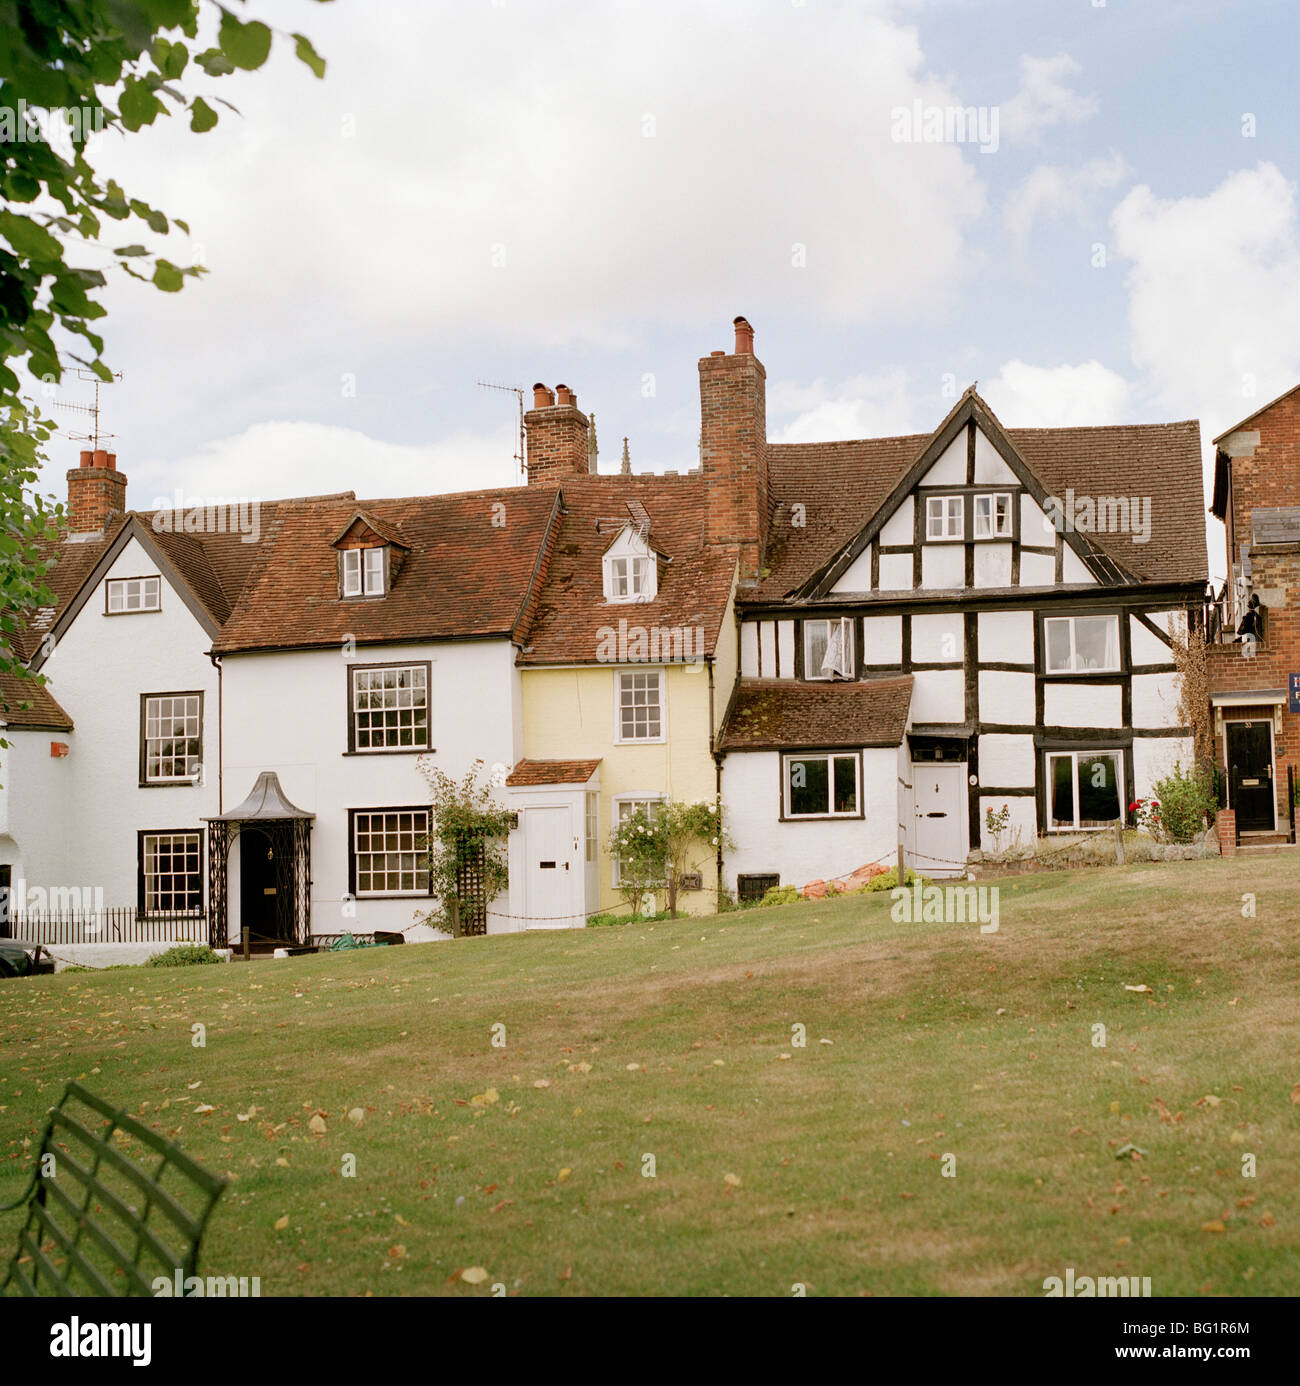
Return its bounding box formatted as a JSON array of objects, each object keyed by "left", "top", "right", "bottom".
[
  {"left": 145, "top": 944, "right": 221, "bottom": 968},
  {"left": 1151, "top": 762, "right": 1218, "bottom": 843},
  {"left": 758, "top": 884, "right": 802, "bottom": 908},
  {"left": 856, "top": 867, "right": 923, "bottom": 893}
]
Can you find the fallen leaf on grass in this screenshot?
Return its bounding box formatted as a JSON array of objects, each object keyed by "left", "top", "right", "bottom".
[
  {"left": 533, "top": 1079, "right": 551, "bottom": 1089},
  {"left": 1124, "top": 985, "right": 1153, "bottom": 994},
  {"left": 1200, "top": 1220, "right": 1226, "bottom": 1234},
  {"left": 557, "top": 1167, "right": 571, "bottom": 1182},
  {"left": 469, "top": 1090, "right": 498, "bottom": 1108},
  {"left": 194, "top": 1104, "right": 215, "bottom": 1115},
  {"left": 274, "top": 1214, "right": 290, "bottom": 1231},
  {"left": 308, "top": 1114, "right": 327, "bottom": 1135},
  {"left": 723, "top": 1172, "right": 742, "bottom": 1187},
  {"left": 460, "top": 1266, "right": 489, "bottom": 1285}
]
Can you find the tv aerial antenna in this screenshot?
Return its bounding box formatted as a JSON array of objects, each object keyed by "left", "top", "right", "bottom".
[
  {"left": 477, "top": 380, "right": 526, "bottom": 476},
  {"left": 56, "top": 367, "right": 124, "bottom": 450}
]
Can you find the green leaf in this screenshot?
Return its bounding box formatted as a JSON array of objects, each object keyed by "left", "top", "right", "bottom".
[
  {"left": 5, "top": 174, "right": 41, "bottom": 204},
  {"left": 190, "top": 97, "right": 218, "bottom": 133},
  {"left": 152, "top": 260, "right": 184, "bottom": 292},
  {"left": 219, "top": 11, "right": 273, "bottom": 71},
  {"left": 118, "top": 76, "right": 163, "bottom": 131},
  {"left": 0, "top": 212, "right": 61, "bottom": 262},
  {"left": 153, "top": 36, "right": 189, "bottom": 80},
  {"left": 114, "top": 244, "right": 150, "bottom": 257},
  {"left": 293, "top": 33, "right": 326, "bottom": 78},
  {"left": 195, "top": 47, "right": 236, "bottom": 77}
]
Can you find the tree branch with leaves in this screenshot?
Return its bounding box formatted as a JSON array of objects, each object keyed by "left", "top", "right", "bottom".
[{"left": 0, "top": 0, "right": 329, "bottom": 710}]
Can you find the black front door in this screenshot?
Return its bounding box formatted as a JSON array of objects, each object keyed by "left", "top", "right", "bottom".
[
  {"left": 239, "top": 829, "right": 290, "bottom": 944},
  {"left": 1227, "top": 721, "right": 1274, "bottom": 832}
]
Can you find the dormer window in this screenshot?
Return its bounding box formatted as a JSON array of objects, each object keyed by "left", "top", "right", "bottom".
[
  {"left": 602, "top": 524, "right": 658, "bottom": 604},
  {"left": 342, "top": 546, "right": 386, "bottom": 598},
  {"left": 609, "top": 555, "right": 649, "bottom": 600},
  {"left": 333, "top": 510, "right": 409, "bottom": 601}
]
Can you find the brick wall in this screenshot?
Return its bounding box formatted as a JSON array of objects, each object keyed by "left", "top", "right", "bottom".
[
  {"left": 699, "top": 317, "right": 768, "bottom": 582},
  {"left": 525, "top": 384, "right": 590, "bottom": 485},
  {"left": 1208, "top": 385, "right": 1300, "bottom": 829},
  {"left": 66, "top": 450, "right": 127, "bottom": 534}
]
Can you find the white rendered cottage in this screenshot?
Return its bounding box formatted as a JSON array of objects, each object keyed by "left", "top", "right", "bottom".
[{"left": 1, "top": 452, "right": 565, "bottom": 952}]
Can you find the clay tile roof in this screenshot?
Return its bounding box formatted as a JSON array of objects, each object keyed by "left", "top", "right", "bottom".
[
  {"left": 0, "top": 671, "right": 74, "bottom": 731},
  {"left": 755, "top": 420, "right": 1207, "bottom": 599},
  {"left": 718, "top": 675, "right": 914, "bottom": 750},
  {"left": 212, "top": 488, "right": 561, "bottom": 654},
  {"left": 505, "top": 758, "right": 601, "bottom": 787},
  {"left": 518, "top": 474, "right": 738, "bottom": 665}
]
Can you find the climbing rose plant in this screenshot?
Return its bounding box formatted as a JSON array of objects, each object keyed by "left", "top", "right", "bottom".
[{"left": 417, "top": 758, "right": 512, "bottom": 935}]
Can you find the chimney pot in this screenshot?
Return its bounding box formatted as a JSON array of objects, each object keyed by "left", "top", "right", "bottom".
[
  {"left": 532, "top": 382, "right": 554, "bottom": 408},
  {"left": 733, "top": 316, "right": 755, "bottom": 355},
  {"left": 710, "top": 350, "right": 725, "bottom": 357},
  {"left": 106, "top": 452, "right": 117, "bottom": 471},
  {"left": 556, "top": 383, "right": 576, "bottom": 407},
  {"left": 92, "top": 448, "right": 108, "bottom": 468},
  {"left": 79, "top": 450, "right": 93, "bottom": 468}
]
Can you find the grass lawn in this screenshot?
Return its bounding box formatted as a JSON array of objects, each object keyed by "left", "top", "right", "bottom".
[{"left": 1, "top": 855, "right": 1296, "bottom": 1297}]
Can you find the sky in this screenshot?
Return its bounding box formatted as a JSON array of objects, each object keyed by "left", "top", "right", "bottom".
[{"left": 33, "top": 0, "right": 1300, "bottom": 577}]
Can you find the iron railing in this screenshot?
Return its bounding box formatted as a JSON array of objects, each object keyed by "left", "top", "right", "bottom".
[{"left": 0, "top": 908, "right": 206, "bottom": 945}]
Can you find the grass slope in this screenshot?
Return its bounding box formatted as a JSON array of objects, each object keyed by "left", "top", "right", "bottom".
[{"left": 1, "top": 856, "right": 1297, "bottom": 1297}]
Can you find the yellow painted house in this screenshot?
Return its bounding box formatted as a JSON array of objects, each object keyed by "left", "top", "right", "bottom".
[
  {"left": 504, "top": 466, "right": 739, "bottom": 922},
  {"left": 502, "top": 324, "right": 761, "bottom": 925}
]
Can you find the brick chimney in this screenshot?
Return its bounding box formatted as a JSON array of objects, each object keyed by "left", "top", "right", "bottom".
[
  {"left": 66, "top": 448, "right": 127, "bottom": 534},
  {"left": 525, "top": 382, "right": 590, "bottom": 484},
  {"left": 699, "top": 315, "right": 768, "bottom": 581}
]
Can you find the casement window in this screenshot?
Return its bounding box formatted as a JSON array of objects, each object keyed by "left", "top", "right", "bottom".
[
  {"left": 350, "top": 808, "right": 431, "bottom": 896},
  {"left": 803, "top": 617, "right": 855, "bottom": 680},
  {"left": 1044, "top": 614, "right": 1120, "bottom": 673},
  {"left": 140, "top": 693, "right": 202, "bottom": 784},
  {"left": 611, "top": 796, "right": 664, "bottom": 886},
  {"left": 139, "top": 831, "right": 203, "bottom": 914},
  {"left": 349, "top": 663, "right": 430, "bottom": 752},
  {"left": 926, "top": 495, "right": 964, "bottom": 540},
  {"left": 585, "top": 792, "right": 599, "bottom": 864},
  {"left": 616, "top": 670, "right": 664, "bottom": 742},
  {"left": 1046, "top": 750, "right": 1124, "bottom": 831},
  {"left": 106, "top": 576, "right": 161, "bottom": 614},
  {"left": 605, "top": 554, "right": 653, "bottom": 603},
  {"left": 782, "top": 752, "right": 861, "bottom": 819},
  {"left": 974, "top": 493, "right": 1013, "bottom": 538},
  {"left": 342, "top": 546, "right": 386, "bottom": 598}
]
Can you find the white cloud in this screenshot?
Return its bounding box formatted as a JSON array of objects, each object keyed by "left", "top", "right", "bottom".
[
  {"left": 980, "top": 360, "right": 1131, "bottom": 427},
  {"left": 130, "top": 420, "right": 522, "bottom": 508},
  {"left": 1110, "top": 162, "right": 1300, "bottom": 435},
  {"left": 1001, "top": 54, "right": 1098, "bottom": 142},
  {"left": 1003, "top": 153, "right": 1130, "bottom": 244},
  {"left": 94, "top": 0, "right": 987, "bottom": 362},
  {"left": 769, "top": 368, "right": 915, "bottom": 442}
]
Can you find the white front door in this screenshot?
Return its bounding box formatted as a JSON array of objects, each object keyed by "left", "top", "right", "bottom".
[
  {"left": 523, "top": 806, "right": 576, "bottom": 928},
  {"left": 912, "top": 763, "right": 967, "bottom": 878}
]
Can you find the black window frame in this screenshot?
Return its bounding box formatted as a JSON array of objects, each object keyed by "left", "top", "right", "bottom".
[
  {"left": 137, "top": 829, "right": 205, "bottom": 915},
  {"left": 346, "top": 660, "right": 432, "bottom": 755},
  {"left": 347, "top": 806, "right": 434, "bottom": 899},
  {"left": 139, "top": 691, "right": 204, "bottom": 787}
]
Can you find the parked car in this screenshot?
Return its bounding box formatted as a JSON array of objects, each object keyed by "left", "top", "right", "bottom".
[{"left": 0, "top": 938, "right": 54, "bottom": 978}]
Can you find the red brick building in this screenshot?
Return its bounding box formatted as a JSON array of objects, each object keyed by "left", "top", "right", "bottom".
[{"left": 1207, "top": 382, "right": 1300, "bottom": 840}]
